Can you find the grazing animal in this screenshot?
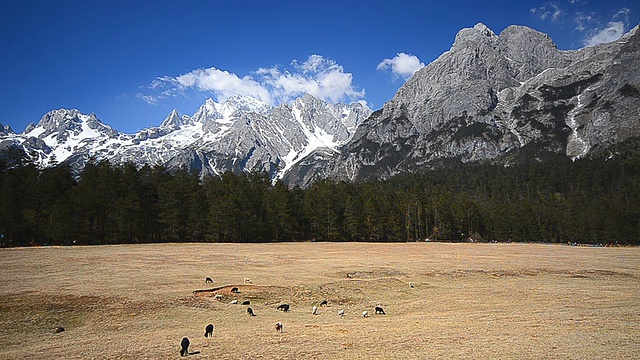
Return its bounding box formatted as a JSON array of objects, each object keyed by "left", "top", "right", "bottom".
[
  {"left": 409, "top": 282, "right": 414, "bottom": 288},
  {"left": 180, "top": 337, "right": 190, "bottom": 356},
  {"left": 276, "top": 303, "right": 290, "bottom": 312},
  {"left": 205, "top": 277, "right": 213, "bottom": 283},
  {"left": 204, "top": 324, "right": 214, "bottom": 338},
  {"left": 241, "top": 300, "right": 250, "bottom": 305},
  {"left": 53, "top": 326, "right": 65, "bottom": 333},
  {"left": 214, "top": 294, "right": 223, "bottom": 301},
  {"left": 229, "top": 299, "right": 238, "bottom": 305},
  {"left": 338, "top": 309, "right": 345, "bottom": 317},
  {"left": 231, "top": 287, "right": 240, "bottom": 293},
  {"left": 244, "top": 277, "right": 252, "bottom": 284},
  {"left": 275, "top": 322, "right": 284, "bottom": 333},
  {"left": 319, "top": 300, "right": 328, "bottom": 307},
  {"left": 375, "top": 306, "right": 386, "bottom": 315},
  {"left": 312, "top": 306, "right": 318, "bottom": 315},
  {"left": 247, "top": 307, "right": 256, "bottom": 316},
  {"left": 361, "top": 310, "right": 369, "bottom": 318}
]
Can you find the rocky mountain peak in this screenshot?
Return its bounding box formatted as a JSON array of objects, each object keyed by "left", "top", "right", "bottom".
[
  {"left": 452, "top": 23, "right": 498, "bottom": 50},
  {"left": 160, "top": 109, "right": 182, "bottom": 129},
  {"left": 283, "top": 23, "right": 640, "bottom": 186},
  {"left": 474, "top": 22, "right": 496, "bottom": 37},
  {"left": 24, "top": 109, "right": 117, "bottom": 141},
  {"left": 0, "top": 123, "right": 14, "bottom": 136}
]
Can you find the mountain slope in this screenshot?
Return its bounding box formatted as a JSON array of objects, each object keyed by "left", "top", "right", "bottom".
[{"left": 283, "top": 23, "right": 640, "bottom": 186}]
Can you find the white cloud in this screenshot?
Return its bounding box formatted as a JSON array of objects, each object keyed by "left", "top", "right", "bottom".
[
  {"left": 173, "top": 67, "right": 273, "bottom": 104},
  {"left": 531, "top": 3, "right": 563, "bottom": 22},
  {"left": 376, "top": 53, "right": 425, "bottom": 80},
  {"left": 140, "top": 55, "right": 364, "bottom": 106},
  {"left": 583, "top": 21, "right": 627, "bottom": 46},
  {"left": 259, "top": 55, "right": 365, "bottom": 103},
  {"left": 574, "top": 12, "right": 595, "bottom": 31},
  {"left": 581, "top": 7, "right": 630, "bottom": 47},
  {"left": 136, "top": 93, "right": 158, "bottom": 105}
]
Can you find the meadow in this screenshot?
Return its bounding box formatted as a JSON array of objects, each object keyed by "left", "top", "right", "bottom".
[{"left": 0, "top": 242, "right": 638, "bottom": 359}]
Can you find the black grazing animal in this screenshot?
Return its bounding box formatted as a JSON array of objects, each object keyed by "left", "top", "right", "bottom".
[
  {"left": 276, "top": 303, "right": 290, "bottom": 312},
  {"left": 204, "top": 324, "right": 214, "bottom": 338},
  {"left": 205, "top": 277, "right": 213, "bottom": 283},
  {"left": 319, "top": 300, "right": 328, "bottom": 307},
  {"left": 241, "top": 300, "right": 250, "bottom": 305},
  {"left": 230, "top": 287, "right": 240, "bottom": 293},
  {"left": 375, "top": 306, "right": 386, "bottom": 315},
  {"left": 180, "top": 337, "right": 190, "bottom": 356},
  {"left": 247, "top": 307, "right": 256, "bottom": 316}
]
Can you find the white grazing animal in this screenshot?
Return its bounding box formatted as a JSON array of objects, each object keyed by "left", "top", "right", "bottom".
[
  {"left": 362, "top": 310, "right": 369, "bottom": 318},
  {"left": 338, "top": 309, "right": 345, "bottom": 317},
  {"left": 229, "top": 299, "right": 238, "bottom": 305},
  {"left": 312, "top": 306, "right": 318, "bottom": 315}
]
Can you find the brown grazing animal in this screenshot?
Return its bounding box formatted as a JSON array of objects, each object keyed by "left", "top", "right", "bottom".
[{"left": 275, "top": 322, "right": 284, "bottom": 333}]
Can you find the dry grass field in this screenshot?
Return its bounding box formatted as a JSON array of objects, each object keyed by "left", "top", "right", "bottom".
[{"left": 0, "top": 242, "right": 638, "bottom": 359}]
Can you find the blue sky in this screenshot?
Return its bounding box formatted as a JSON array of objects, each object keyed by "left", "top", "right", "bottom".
[{"left": 1, "top": 0, "right": 638, "bottom": 133}]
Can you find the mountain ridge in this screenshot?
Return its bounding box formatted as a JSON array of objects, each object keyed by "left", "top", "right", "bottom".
[
  {"left": 0, "top": 94, "right": 371, "bottom": 179},
  {"left": 1, "top": 23, "right": 639, "bottom": 186}
]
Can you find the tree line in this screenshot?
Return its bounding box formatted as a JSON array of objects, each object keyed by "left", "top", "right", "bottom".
[{"left": 1, "top": 149, "right": 639, "bottom": 247}]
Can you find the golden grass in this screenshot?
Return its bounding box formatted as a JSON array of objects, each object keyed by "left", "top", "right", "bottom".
[{"left": 0, "top": 242, "right": 638, "bottom": 359}]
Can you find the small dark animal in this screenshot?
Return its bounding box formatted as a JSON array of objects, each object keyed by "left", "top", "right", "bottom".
[
  {"left": 53, "top": 326, "right": 65, "bottom": 333},
  {"left": 319, "top": 300, "right": 328, "bottom": 307},
  {"left": 205, "top": 277, "right": 213, "bottom": 283},
  {"left": 204, "top": 324, "right": 214, "bottom": 338},
  {"left": 375, "top": 306, "right": 386, "bottom": 315},
  {"left": 276, "top": 303, "right": 290, "bottom": 312},
  {"left": 231, "top": 287, "right": 240, "bottom": 293},
  {"left": 247, "top": 307, "right": 256, "bottom": 316},
  {"left": 275, "top": 322, "right": 284, "bottom": 333},
  {"left": 180, "top": 337, "right": 190, "bottom": 356},
  {"left": 241, "top": 300, "right": 250, "bottom": 305}
]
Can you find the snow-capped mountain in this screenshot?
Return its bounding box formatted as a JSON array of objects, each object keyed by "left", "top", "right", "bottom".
[{"left": 0, "top": 95, "right": 371, "bottom": 179}]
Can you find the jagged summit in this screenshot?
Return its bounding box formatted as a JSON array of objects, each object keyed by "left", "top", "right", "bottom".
[{"left": 0, "top": 123, "right": 14, "bottom": 136}]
